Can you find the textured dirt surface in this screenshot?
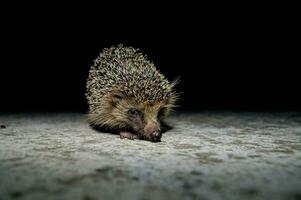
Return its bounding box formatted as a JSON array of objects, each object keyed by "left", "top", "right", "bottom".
[{"left": 0, "top": 112, "right": 301, "bottom": 200}]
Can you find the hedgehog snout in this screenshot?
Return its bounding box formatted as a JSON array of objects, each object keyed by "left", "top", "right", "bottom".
[{"left": 144, "top": 122, "right": 162, "bottom": 142}]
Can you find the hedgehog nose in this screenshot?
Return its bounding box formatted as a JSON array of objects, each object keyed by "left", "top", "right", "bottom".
[
  {"left": 150, "top": 131, "right": 162, "bottom": 142},
  {"left": 152, "top": 131, "right": 161, "bottom": 137}
]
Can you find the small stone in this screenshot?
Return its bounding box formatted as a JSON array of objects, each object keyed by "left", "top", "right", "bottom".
[
  {"left": 0, "top": 125, "right": 6, "bottom": 128},
  {"left": 11, "top": 191, "right": 23, "bottom": 198},
  {"left": 182, "top": 182, "right": 194, "bottom": 190},
  {"left": 95, "top": 166, "right": 111, "bottom": 173}
]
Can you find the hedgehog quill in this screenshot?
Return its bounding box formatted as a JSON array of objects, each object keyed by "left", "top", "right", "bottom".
[{"left": 86, "top": 45, "right": 178, "bottom": 142}]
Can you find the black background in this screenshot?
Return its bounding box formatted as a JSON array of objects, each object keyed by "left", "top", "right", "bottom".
[{"left": 1, "top": 4, "right": 300, "bottom": 112}]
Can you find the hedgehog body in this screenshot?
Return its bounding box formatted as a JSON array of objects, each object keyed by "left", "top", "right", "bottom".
[{"left": 86, "top": 45, "right": 177, "bottom": 142}]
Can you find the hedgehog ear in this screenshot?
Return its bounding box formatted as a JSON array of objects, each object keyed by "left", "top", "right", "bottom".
[{"left": 110, "top": 93, "right": 123, "bottom": 106}]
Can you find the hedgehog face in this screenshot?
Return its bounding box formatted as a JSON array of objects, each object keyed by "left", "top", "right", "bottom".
[{"left": 106, "top": 92, "right": 172, "bottom": 142}]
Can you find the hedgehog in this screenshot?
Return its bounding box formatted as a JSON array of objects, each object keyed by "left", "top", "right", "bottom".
[{"left": 86, "top": 45, "right": 178, "bottom": 142}]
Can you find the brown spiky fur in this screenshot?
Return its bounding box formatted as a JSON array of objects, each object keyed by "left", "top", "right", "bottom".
[{"left": 86, "top": 45, "right": 178, "bottom": 141}]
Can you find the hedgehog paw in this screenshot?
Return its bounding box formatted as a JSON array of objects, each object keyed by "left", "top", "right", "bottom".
[{"left": 120, "top": 132, "right": 139, "bottom": 140}]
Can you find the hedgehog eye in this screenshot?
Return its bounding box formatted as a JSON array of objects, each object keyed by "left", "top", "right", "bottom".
[{"left": 128, "top": 109, "right": 140, "bottom": 117}]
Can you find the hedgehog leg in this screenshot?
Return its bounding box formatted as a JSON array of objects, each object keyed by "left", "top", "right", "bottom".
[
  {"left": 120, "top": 132, "right": 139, "bottom": 140},
  {"left": 160, "top": 121, "right": 173, "bottom": 133}
]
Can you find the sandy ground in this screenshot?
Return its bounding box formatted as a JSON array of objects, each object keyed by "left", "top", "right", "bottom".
[{"left": 0, "top": 112, "right": 301, "bottom": 200}]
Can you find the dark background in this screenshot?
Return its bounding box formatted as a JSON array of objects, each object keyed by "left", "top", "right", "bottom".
[{"left": 1, "top": 4, "right": 300, "bottom": 112}]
